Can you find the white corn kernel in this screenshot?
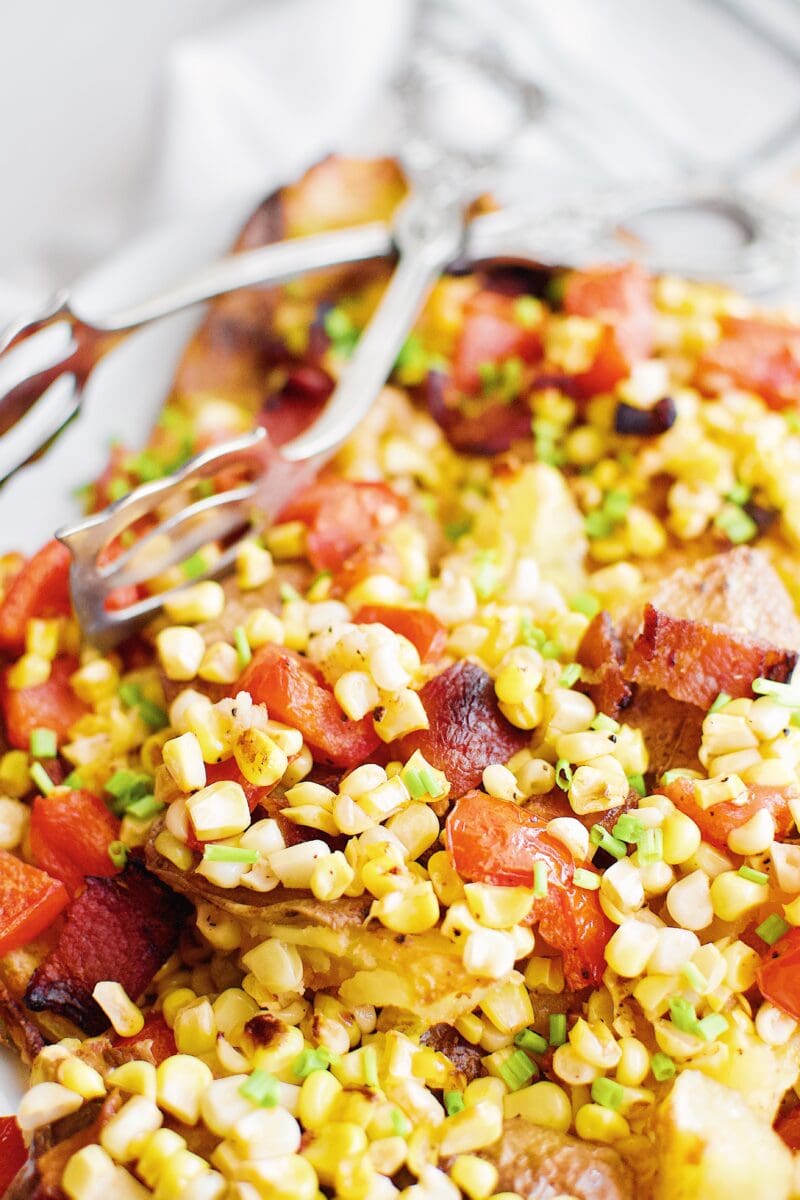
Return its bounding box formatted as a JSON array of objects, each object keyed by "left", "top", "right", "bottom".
[
  {"left": 666, "top": 870, "right": 714, "bottom": 931},
  {"left": 156, "top": 1055, "right": 213, "bottom": 1124},
  {"left": 198, "top": 641, "right": 239, "bottom": 684},
  {"left": 236, "top": 540, "right": 274, "bottom": 591},
  {"left": 100, "top": 1095, "right": 163, "bottom": 1162},
  {"left": 726, "top": 809, "right": 775, "bottom": 856},
  {"left": 268, "top": 840, "right": 331, "bottom": 889},
  {"left": 186, "top": 779, "right": 251, "bottom": 841},
  {"left": 17, "top": 1082, "right": 83, "bottom": 1131},
  {"left": 156, "top": 627, "right": 205, "bottom": 681},
  {"left": 546, "top": 816, "right": 589, "bottom": 862},
  {"left": 604, "top": 919, "right": 658, "bottom": 978},
  {"left": 462, "top": 929, "right": 516, "bottom": 979},
  {"left": 92, "top": 982, "right": 144, "bottom": 1038}
]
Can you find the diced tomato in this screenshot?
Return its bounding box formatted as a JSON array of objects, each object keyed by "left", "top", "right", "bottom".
[
  {"left": 396, "top": 661, "right": 528, "bottom": 798},
  {"left": 0, "top": 654, "right": 88, "bottom": 750},
  {"left": 0, "top": 540, "right": 72, "bottom": 653},
  {"left": 776, "top": 1107, "right": 800, "bottom": 1151},
  {"left": 659, "top": 777, "right": 796, "bottom": 849},
  {"left": 332, "top": 540, "right": 405, "bottom": 598},
  {"left": 453, "top": 291, "right": 542, "bottom": 393},
  {"left": 114, "top": 1012, "right": 177, "bottom": 1064},
  {"left": 29, "top": 789, "right": 121, "bottom": 897},
  {"left": 698, "top": 316, "right": 800, "bottom": 411},
  {"left": 0, "top": 849, "right": 68, "bottom": 956},
  {"left": 204, "top": 759, "right": 264, "bottom": 812},
  {"left": 447, "top": 791, "right": 612, "bottom": 989},
  {"left": 564, "top": 263, "right": 654, "bottom": 396},
  {"left": 278, "top": 479, "right": 406, "bottom": 573},
  {"left": 757, "top": 926, "right": 800, "bottom": 1021},
  {"left": 0, "top": 1115, "right": 27, "bottom": 1193},
  {"left": 354, "top": 605, "right": 447, "bottom": 662},
  {"left": 237, "top": 644, "right": 380, "bottom": 769}
]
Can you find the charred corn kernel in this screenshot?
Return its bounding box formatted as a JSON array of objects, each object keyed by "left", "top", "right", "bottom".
[
  {"left": 465, "top": 883, "right": 534, "bottom": 929},
  {"left": 164, "top": 581, "right": 225, "bottom": 624},
  {"left": 661, "top": 810, "right": 702, "bottom": 865},
  {"left": 666, "top": 870, "right": 713, "bottom": 930},
  {"left": 480, "top": 980, "right": 534, "bottom": 1034},
  {"left": 303, "top": 1122, "right": 368, "bottom": 1186},
  {"left": 387, "top": 802, "right": 440, "bottom": 860},
  {"left": 0, "top": 795, "right": 28, "bottom": 850},
  {"left": 92, "top": 982, "right": 144, "bottom": 1037},
  {"left": 236, "top": 539, "right": 274, "bottom": 590},
  {"left": 156, "top": 627, "right": 205, "bottom": 680},
  {"left": 244, "top": 606, "right": 285, "bottom": 648},
  {"left": 8, "top": 652, "right": 51, "bottom": 689},
  {"left": 604, "top": 919, "right": 658, "bottom": 978},
  {"left": 373, "top": 688, "right": 429, "bottom": 742},
  {"left": 727, "top": 808, "right": 775, "bottom": 855},
  {"left": 310, "top": 851, "right": 355, "bottom": 901},
  {"left": 242, "top": 938, "right": 304, "bottom": 993},
  {"left": 298, "top": 1069, "right": 342, "bottom": 1130},
  {"left": 463, "top": 929, "right": 516, "bottom": 980},
  {"left": 17, "top": 1081, "right": 84, "bottom": 1131},
  {"left": 269, "top": 840, "right": 331, "bottom": 889},
  {"left": 335, "top": 670, "right": 380, "bottom": 721},
  {"left": 710, "top": 870, "right": 768, "bottom": 921},
  {"left": 238, "top": 1155, "right": 318, "bottom": 1200},
  {"left": 153, "top": 829, "right": 194, "bottom": 870},
  {"left": 482, "top": 763, "right": 521, "bottom": 802},
  {"left": 186, "top": 779, "right": 250, "bottom": 840},
  {"left": 267, "top": 520, "right": 307, "bottom": 559},
  {"left": 234, "top": 727, "right": 288, "bottom": 787},
  {"left": 198, "top": 640, "right": 239, "bottom": 684},
  {"left": 62, "top": 1145, "right": 116, "bottom": 1198},
  {"left": 57, "top": 1056, "right": 106, "bottom": 1100},
  {"left": 439, "top": 1100, "right": 503, "bottom": 1156},
  {"left": 106, "top": 1060, "right": 157, "bottom": 1101},
  {"left": 212, "top": 989, "right": 259, "bottom": 1043},
  {"left": 162, "top": 732, "right": 206, "bottom": 792},
  {"left": 693, "top": 773, "right": 747, "bottom": 810},
  {"left": 575, "top": 1103, "right": 630, "bottom": 1143},
  {"left": 173, "top": 996, "right": 217, "bottom": 1055},
  {"left": 371, "top": 881, "right": 439, "bottom": 933},
  {"left": 70, "top": 657, "right": 119, "bottom": 703},
  {"left": 156, "top": 1054, "right": 213, "bottom": 1124},
  {"left": 503, "top": 1080, "right": 572, "bottom": 1132},
  {"left": 569, "top": 757, "right": 629, "bottom": 815},
  {"left": 100, "top": 1095, "right": 163, "bottom": 1162}
]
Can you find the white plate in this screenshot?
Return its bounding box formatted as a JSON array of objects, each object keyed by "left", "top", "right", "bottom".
[{"left": 0, "top": 193, "right": 260, "bottom": 1113}]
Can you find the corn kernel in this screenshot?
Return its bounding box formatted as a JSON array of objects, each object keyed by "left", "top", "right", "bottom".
[
  {"left": 575, "top": 1102, "right": 630, "bottom": 1143},
  {"left": 107, "top": 1061, "right": 157, "bottom": 1100},
  {"left": 7, "top": 653, "right": 51, "bottom": 689},
  {"left": 310, "top": 850, "right": 355, "bottom": 901},
  {"left": 57, "top": 1056, "right": 106, "bottom": 1100},
  {"left": 439, "top": 1100, "right": 503, "bottom": 1156},
  {"left": 604, "top": 919, "right": 658, "bottom": 978},
  {"left": 153, "top": 829, "right": 195, "bottom": 871},
  {"left": 164, "top": 581, "right": 225, "bottom": 624},
  {"left": 661, "top": 810, "right": 702, "bottom": 865},
  {"left": 371, "top": 881, "right": 440, "bottom": 933},
  {"left": 236, "top": 539, "right": 274, "bottom": 590},
  {"left": 101, "top": 1095, "right": 163, "bottom": 1162},
  {"left": 710, "top": 870, "right": 768, "bottom": 921},
  {"left": 92, "top": 982, "right": 144, "bottom": 1038},
  {"left": 156, "top": 627, "right": 205, "bottom": 681},
  {"left": 16, "top": 1081, "right": 83, "bottom": 1131},
  {"left": 62, "top": 1145, "right": 116, "bottom": 1199},
  {"left": 70, "top": 658, "right": 120, "bottom": 704},
  {"left": 198, "top": 641, "right": 239, "bottom": 684},
  {"left": 234, "top": 727, "right": 288, "bottom": 787},
  {"left": 303, "top": 1123, "right": 368, "bottom": 1186},
  {"left": 503, "top": 1080, "right": 572, "bottom": 1131},
  {"left": 186, "top": 779, "right": 250, "bottom": 840},
  {"left": 727, "top": 808, "right": 775, "bottom": 856},
  {"left": 462, "top": 929, "right": 515, "bottom": 979},
  {"left": 238, "top": 1155, "right": 318, "bottom": 1200},
  {"left": 266, "top": 521, "right": 307, "bottom": 559},
  {"left": 156, "top": 1054, "right": 213, "bottom": 1124},
  {"left": 0, "top": 795, "right": 28, "bottom": 850},
  {"left": 244, "top": 607, "right": 285, "bottom": 648},
  {"left": 174, "top": 997, "right": 217, "bottom": 1055},
  {"left": 480, "top": 979, "right": 534, "bottom": 1034},
  {"left": 464, "top": 883, "right": 534, "bottom": 930},
  {"left": 242, "top": 938, "right": 304, "bottom": 993},
  {"left": 163, "top": 731, "right": 206, "bottom": 792},
  {"left": 373, "top": 688, "right": 429, "bottom": 742}
]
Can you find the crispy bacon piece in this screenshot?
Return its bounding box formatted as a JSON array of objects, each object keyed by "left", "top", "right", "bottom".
[
  {"left": 25, "top": 862, "right": 189, "bottom": 1035},
  {"left": 257, "top": 364, "right": 332, "bottom": 447},
  {"left": 625, "top": 603, "right": 797, "bottom": 709},
  {"left": 1, "top": 655, "right": 88, "bottom": 751},
  {"left": 563, "top": 262, "right": 654, "bottom": 397},
  {"left": 425, "top": 371, "right": 533, "bottom": 456},
  {"left": 397, "top": 661, "right": 529, "bottom": 798},
  {"left": 576, "top": 611, "right": 632, "bottom": 717},
  {"left": 113, "top": 1013, "right": 177, "bottom": 1064},
  {"left": 658, "top": 776, "right": 796, "bottom": 849},
  {"left": 420, "top": 1023, "right": 485, "bottom": 1082},
  {"left": 697, "top": 316, "right": 800, "bottom": 411}
]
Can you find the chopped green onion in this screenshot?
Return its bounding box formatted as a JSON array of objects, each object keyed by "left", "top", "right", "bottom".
[
  {"left": 363, "top": 1044, "right": 379, "bottom": 1088},
  {"left": 585, "top": 510, "right": 615, "bottom": 539},
  {"left": 756, "top": 913, "right": 791, "bottom": 945},
  {"left": 390, "top": 1108, "right": 411, "bottom": 1136},
  {"left": 203, "top": 845, "right": 259, "bottom": 864},
  {"left": 411, "top": 579, "right": 431, "bottom": 602},
  {"left": 680, "top": 962, "right": 707, "bottom": 993},
  {"left": 591, "top": 1077, "right": 624, "bottom": 1111},
  {"left": 418, "top": 766, "right": 447, "bottom": 799},
  {"left": 182, "top": 551, "right": 208, "bottom": 580},
  {"left": 30, "top": 728, "right": 57, "bottom": 759},
  {"left": 279, "top": 582, "right": 301, "bottom": 603},
  {"left": 137, "top": 699, "right": 169, "bottom": 731},
  {"left": 555, "top": 759, "right": 573, "bottom": 790},
  {"left": 394, "top": 333, "right": 430, "bottom": 383},
  {"left": 714, "top": 504, "right": 757, "bottom": 545},
  {"left": 603, "top": 490, "right": 630, "bottom": 522},
  {"left": 542, "top": 639, "right": 564, "bottom": 661},
  {"left": 105, "top": 770, "right": 153, "bottom": 810},
  {"left": 126, "top": 451, "right": 164, "bottom": 483},
  {"left": 669, "top": 997, "right": 700, "bottom": 1036},
  {"left": 497, "top": 1048, "right": 538, "bottom": 1091},
  {"left": 474, "top": 560, "right": 500, "bottom": 601},
  {"left": 533, "top": 861, "right": 549, "bottom": 899},
  {"left": 30, "top": 762, "right": 54, "bottom": 796},
  {"left": 324, "top": 306, "right": 359, "bottom": 356},
  {"left": 709, "top": 691, "right": 732, "bottom": 714},
  {"left": 444, "top": 1090, "right": 465, "bottom": 1116},
  {"left": 612, "top": 814, "right": 646, "bottom": 844},
  {"left": 239, "top": 1069, "right": 280, "bottom": 1107},
  {"left": 402, "top": 768, "right": 425, "bottom": 799},
  {"left": 591, "top": 713, "right": 620, "bottom": 733},
  {"left": 627, "top": 773, "right": 646, "bottom": 797},
  {"left": 519, "top": 619, "right": 546, "bottom": 649},
  {"left": 752, "top": 677, "right": 800, "bottom": 708},
  {"left": 650, "top": 1052, "right": 675, "bottom": 1082},
  {"left": 571, "top": 591, "right": 601, "bottom": 619},
  {"left": 697, "top": 1013, "right": 728, "bottom": 1042},
  {"left": 195, "top": 480, "right": 215, "bottom": 500},
  {"left": 638, "top": 828, "right": 663, "bottom": 866},
  {"left": 292, "top": 1047, "right": 337, "bottom": 1078},
  {"left": 118, "top": 682, "right": 143, "bottom": 708},
  {"left": 549, "top": 1013, "right": 567, "bottom": 1047},
  {"left": 738, "top": 865, "right": 769, "bottom": 885},
  {"left": 63, "top": 770, "right": 83, "bottom": 789},
  {"left": 514, "top": 1028, "right": 548, "bottom": 1056},
  {"left": 108, "top": 841, "right": 128, "bottom": 869},
  {"left": 589, "top": 825, "right": 626, "bottom": 860},
  {"left": 727, "top": 482, "right": 752, "bottom": 507},
  {"left": 573, "top": 868, "right": 600, "bottom": 890},
  {"left": 107, "top": 477, "right": 129, "bottom": 502},
  {"left": 513, "top": 296, "right": 541, "bottom": 329},
  {"left": 559, "top": 663, "right": 581, "bottom": 688},
  {"left": 444, "top": 518, "right": 472, "bottom": 543},
  {"left": 234, "top": 626, "right": 252, "bottom": 670},
  {"left": 125, "top": 795, "right": 165, "bottom": 821}
]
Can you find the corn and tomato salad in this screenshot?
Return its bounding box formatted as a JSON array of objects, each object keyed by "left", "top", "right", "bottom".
[{"left": 3, "top": 157, "right": 800, "bottom": 1200}]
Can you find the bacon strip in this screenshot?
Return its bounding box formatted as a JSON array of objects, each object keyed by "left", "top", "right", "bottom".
[
  {"left": 24, "top": 862, "right": 189, "bottom": 1035},
  {"left": 576, "top": 611, "right": 632, "bottom": 717},
  {"left": 625, "top": 603, "right": 798, "bottom": 709}
]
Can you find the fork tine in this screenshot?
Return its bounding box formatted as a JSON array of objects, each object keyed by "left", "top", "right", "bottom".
[
  {"left": 0, "top": 290, "right": 69, "bottom": 356},
  {"left": 0, "top": 373, "right": 80, "bottom": 483},
  {"left": 0, "top": 320, "right": 75, "bottom": 402}
]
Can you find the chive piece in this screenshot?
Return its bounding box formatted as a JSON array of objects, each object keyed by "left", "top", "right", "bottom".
[
  {"left": 559, "top": 663, "right": 581, "bottom": 688},
  {"left": 756, "top": 914, "right": 791, "bottom": 946},
  {"left": 533, "top": 861, "right": 549, "bottom": 899},
  {"left": 669, "top": 997, "right": 700, "bottom": 1036},
  {"left": 709, "top": 691, "right": 731, "bottom": 714},
  {"left": 105, "top": 770, "right": 153, "bottom": 806},
  {"left": 585, "top": 510, "right": 615, "bottom": 539},
  {"left": 30, "top": 728, "right": 57, "bottom": 759},
  {"left": 108, "top": 841, "right": 128, "bottom": 869},
  {"left": 555, "top": 759, "right": 573, "bottom": 790},
  {"left": 182, "top": 551, "right": 208, "bottom": 580},
  {"left": 589, "top": 825, "right": 626, "bottom": 861},
  {"left": 403, "top": 768, "right": 425, "bottom": 800},
  {"left": 638, "top": 828, "right": 663, "bottom": 866},
  {"left": 603, "top": 490, "right": 630, "bottom": 522},
  {"left": 541, "top": 639, "right": 563, "bottom": 660},
  {"left": 107, "top": 476, "right": 129, "bottom": 502},
  {"left": 514, "top": 296, "right": 541, "bottom": 329},
  {"left": 514, "top": 1028, "right": 548, "bottom": 1056},
  {"left": 239, "top": 1068, "right": 280, "bottom": 1107},
  {"left": 418, "top": 766, "right": 447, "bottom": 799},
  {"left": 573, "top": 868, "right": 601, "bottom": 890},
  {"left": 752, "top": 677, "right": 800, "bottom": 708},
  {"left": 292, "top": 1047, "right": 336, "bottom": 1078},
  {"left": 591, "top": 713, "right": 620, "bottom": 733},
  {"left": 279, "top": 582, "right": 301, "bottom": 603},
  {"left": 234, "top": 626, "right": 252, "bottom": 670},
  {"left": 612, "top": 814, "right": 646, "bottom": 844},
  {"left": 118, "top": 682, "right": 143, "bottom": 708},
  {"left": 363, "top": 1044, "right": 379, "bottom": 1088},
  {"left": 30, "top": 762, "right": 54, "bottom": 796},
  {"left": 651, "top": 1052, "right": 676, "bottom": 1082},
  {"left": 549, "top": 1014, "right": 567, "bottom": 1047},
  {"left": 570, "top": 591, "right": 601, "bottom": 619},
  {"left": 591, "top": 1076, "right": 624, "bottom": 1111},
  {"left": 680, "top": 962, "right": 707, "bottom": 993},
  {"left": 519, "top": 619, "right": 546, "bottom": 649},
  {"left": 497, "top": 1048, "right": 538, "bottom": 1092},
  {"left": 324, "top": 305, "right": 359, "bottom": 356},
  {"left": 627, "top": 773, "right": 646, "bottom": 797},
  {"left": 444, "top": 518, "right": 472, "bottom": 543},
  {"left": 125, "top": 795, "right": 165, "bottom": 821},
  {"left": 411, "top": 579, "right": 431, "bottom": 602},
  {"left": 697, "top": 1013, "right": 728, "bottom": 1042},
  {"left": 138, "top": 699, "right": 169, "bottom": 731},
  {"left": 727, "top": 482, "right": 751, "bottom": 506},
  {"left": 63, "top": 770, "right": 83, "bottom": 789},
  {"left": 714, "top": 504, "right": 757, "bottom": 545},
  {"left": 203, "top": 845, "right": 259, "bottom": 864},
  {"left": 444, "top": 1090, "right": 465, "bottom": 1116},
  {"left": 738, "top": 864, "right": 769, "bottom": 885},
  {"left": 390, "top": 1108, "right": 411, "bottom": 1136}
]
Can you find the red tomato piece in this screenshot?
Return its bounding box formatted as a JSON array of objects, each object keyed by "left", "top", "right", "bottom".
[
  {"left": 354, "top": 605, "right": 447, "bottom": 662},
  {"left": 0, "top": 1115, "right": 27, "bottom": 1193},
  {"left": 698, "top": 316, "right": 800, "bottom": 411},
  {"left": 237, "top": 644, "right": 380, "bottom": 769},
  {"left": 447, "top": 791, "right": 612, "bottom": 989},
  {"left": 757, "top": 926, "right": 800, "bottom": 1021},
  {"left": 659, "top": 777, "right": 796, "bottom": 849},
  {"left": 0, "top": 540, "right": 72, "bottom": 653},
  {"left": 204, "top": 759, "right": 264, "bottom": 811},
  {"left": 0, "top": 849, "right": 68, "bottom": 956},
  {"left": 114, "top": 1012, "right": 177, "bottom": 1064},
  {"left": 29, "top": 789, "right": 121, "bottom": 897},
  {"left": 279, "top": 479, "right": 406, "bottom": 573},
  {"left": 0, "top": 654, "right": 88, "bottom": 750},
  {"left": 453, "top": 291, "right": 542, "bottom": 393},
  {"left": 564, "top": 263, "right": 654, "bottom": 396}
]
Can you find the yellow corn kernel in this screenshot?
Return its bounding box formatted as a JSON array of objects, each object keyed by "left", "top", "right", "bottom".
[
  {"left": 524, "top": 956, "right": 564, "bottom": 993},
  {"left": 568, "top": 756, "right": 629, "bottom": 815},
  {"left": 785, "top": 895, "right": 800, "bottom": 925},
  {"left": 266, "top": 520, "right": 307, "bottom": 559},
  {"left": 463, "top": 929, "right": 516, "bottom": 980},
  {"left": 164, "top": 581, "right": 225, "bottom": 624},
  {"left": 661, "top": 810, "right": 702, "bottom": 865},
  {"left": 373, "top": 688, "right": 429, "bottom": 742},
  {"left": 386, "top": 802, "right": 440, "bottom": 861},
  {"left": 298, "top": 1069, "right": 343, "bottom": 1131},
  {"left": 16, "top": 1081, "right": 83, "bottom": 1131},
  {"left": 156, "top": 627, "right": 205, "bottom": 681},
  {"left": 269, "top": 840, "right": 331, "bottom": 889},
  {"left": 62, "top": 1145, "right": 116, "bottom": 1199},
  {"left": 370, "top": 881, "right": 439, "bottom": 933},
  {"left": 334, "top": 670, "right": 380, "bottom": 721},
  {"left": 100, "top": 1095, "right": 163, "bottom": 1162},
  {"left": 198, "top": 640, "right": 239, "bottom": 684},
  {"left": 153, "top": 1149, "right": 210, "bottom": 1200},
  {"left": 156, "top": 1054, "right": 213, "bottom": 1125},
  {"left": 604, "top": 920, "right": 658, "bottom": 978},
  {"left": 234, "top": 727, "right": 288, "bottom": 787},
  {"left": 0, "top": 795, "right": 28, "bottom": 851},
  {"left": 153, "top": 829, "right": 195, "bottom": 871},
  {"left": 242, "top": 938, "right": 304, "bottom": 994},
  {"left": 574, "top": 1102, "right": 630, "bottom": 1143},
  {"left": 449, "top": 1155, "right": 499, "bottom": 1200},
  {"left": 615, "top": 1037, "right": 650, "bottom": 1088},
  {"left": 185, "top": 779, "right": 250, "bottom": 841},
  {"left": 137, "top": 1128, "right": 188, "bottom": 1188},
  {"left": 0, "top": 749, "right": 30, "bottom": 797},
  {"left": 463, "top": 883, "right": 534, "bottom": 930},
  {"left": 162, "top": 732, "right": 206, "bottom": 793},
  {"left": 57, "top": 1056, "right": 106, "bottom": 1100},
  {"left": 368, "top": 1135, "right": 407, "bottom": 1178},
  {"left": 238, "top": 1155, "right": 318, "bottom": 1200},
  {"left": 310, "top": 850, "right": 355, "bottom": 901},
  {"left": 710, "top": 870, "right": 768, "bottom": 921},
  {"left": 439, "top": 1100, "right": 503, "bottom": 1156},
  {"left": 569, "top": 1018, "right": 621, "bottom": 1071},
  {"left": 70, "top": 658, "right": 120, "bottom": 704},
  {"left": 499, "top": 691, "right": 544, "bottom": 732},
  {"left": 24, "top": 617, "right": 60, "bottom": 661},
  {"left": 236, "top": 539, "right": 274, "bottom": 590},
  {"left": 244, "top": 606, "right": 285, "bottom": 648},
  {"left": 495, "top": 661, "right": 542, "bottom": 706},
  {"left": 727, "top": 808, "right": 775, "bottom": 855},
  {"left": 7, "top": 653, "right": 51, "bottom": 689},
  {"left": 173, "top": 997, "right": 217, "bottom": 1056},
  {"left": 693, "top": 774, "right": 747, "bottom": 810},
  {"left": 503, "top": 1079, "right": 572, "bottom": 1132},
  {"left": 303, "top": 1122, "right": 368, "bottom": 1186},
  {"left": 92, "top": 982, "right": 144, "bottom": 1038},
  {"left": 427, "top": 850, "right": 466, "bottom": 907},
  {"left": 722, "top": 939, "right": 760, "bottom": 991},
  {"left": 480, "top": 980, "right": 534, "bottom": 1035},
  {"left": 107, "top": 1060, "right": 157, "bottom": 1100}
]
